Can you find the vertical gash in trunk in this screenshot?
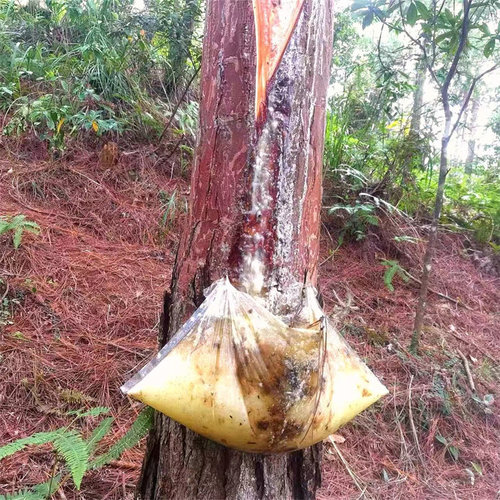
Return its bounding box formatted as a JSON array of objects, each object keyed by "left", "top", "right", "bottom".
[
  {"left": 228, "top": 0, "right": 327, "bottom": 316},
  {"left": 239, "top": 0, "right": 312, "bottom": 304},
  {"left": 136, "top": 0, "right": 335, "bottom": 498}
]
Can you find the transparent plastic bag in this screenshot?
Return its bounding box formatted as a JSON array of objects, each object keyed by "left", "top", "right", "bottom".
[{"left": 121, "top": 278, "right": 388, "bottom": 453}]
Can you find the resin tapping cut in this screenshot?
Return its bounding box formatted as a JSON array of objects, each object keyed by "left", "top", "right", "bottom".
[
  {"left": 122, "top": 279, "right": 388, "bottom": 453},
  {"left": 253, "top": 0, "right": 305, "bottom": 120}
]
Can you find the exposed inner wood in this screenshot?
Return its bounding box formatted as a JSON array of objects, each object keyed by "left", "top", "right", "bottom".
[{"left": 253, "top": 0, "right": 305, "bottom": 122}]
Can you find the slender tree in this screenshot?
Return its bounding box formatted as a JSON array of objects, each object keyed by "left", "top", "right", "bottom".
[
  {"left": 137, "top": 0, "right": 334, "bottom": 497},
  {"left": 408, "top": 0, "right": 498, "bottom": 351},
  {"left": 355, "top": 0, "right": 498, "bottom": 351}
]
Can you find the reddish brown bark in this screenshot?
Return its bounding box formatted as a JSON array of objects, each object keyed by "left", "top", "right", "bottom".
[{"left": 137, "top": 0, "right": 334, "bottom": 497}]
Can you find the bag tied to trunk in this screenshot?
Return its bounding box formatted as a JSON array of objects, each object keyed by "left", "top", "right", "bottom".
[{"left": 121, "top": 278, "right": 388, "bottom": 453}]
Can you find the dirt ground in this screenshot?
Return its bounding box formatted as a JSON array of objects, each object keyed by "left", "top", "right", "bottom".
[{"left": 0, "top": 146, "right": 498, "bottom": 499}]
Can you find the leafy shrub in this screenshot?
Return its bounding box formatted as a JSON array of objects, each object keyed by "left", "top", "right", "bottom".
[
  {"left": 0, "top": 0, "right": 203, "bottom": 149},
  {"left": 329, "top": 201, "right": 379, "bottom": 244}
]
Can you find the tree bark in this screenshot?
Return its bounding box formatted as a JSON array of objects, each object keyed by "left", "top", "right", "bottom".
[
  {"left": 464, "top": 93, "right": 480, "bottom": 174},
  {"left": 409, "top": 54, "right": 426, "bottom": 137},
  {"left": 411, "top": 132, "right": 449, "bottom": 352},
  {"left": 137, "top": 0, "right": 334, "bottom": 498}
]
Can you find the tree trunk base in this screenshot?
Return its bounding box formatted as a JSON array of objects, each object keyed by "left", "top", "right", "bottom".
[
  {"left": 138, "top": 414, "right": 321, "bottom": 500},
  {"left": 136, "top": 292, "right": 322, "bottom": 500}
]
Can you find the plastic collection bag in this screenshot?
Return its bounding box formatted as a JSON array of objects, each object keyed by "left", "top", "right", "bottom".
[{"left": 121, "top": 278, "right": 388, "bottom": 453}]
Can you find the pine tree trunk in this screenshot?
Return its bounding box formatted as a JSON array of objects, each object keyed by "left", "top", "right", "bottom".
[{"left": 136, "top": 0, "right": 334, "bottom": 498}]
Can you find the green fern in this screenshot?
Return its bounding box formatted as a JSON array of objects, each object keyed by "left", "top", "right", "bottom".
[
  {"left": 381, "top": 259, "right": 410, "bottom": 292},
  {"left": 52, "top": 430, "right": 89, "bottom": 489},
  {"left": 86, "top": 417, "right": 114, "bottom": 454},
  {"left": 66, "top": 406, "right": 110, "bottom": 419},
  {"left": 0, "top": 406, "right": 153, "bottom": 496},
  {"left": 0, "top": 431, "right": 58, "bottom": 460},
  {"left": 0, "top": 215, "right": 40, "bottom": 249},
  {"left": 90, "top": 407, "right": 153, "bottom": 469},
  {"left": 2, "top": 475, "right": 61, "bottom": 500},
  {"left": 0, "top": 429, "right": 89, "bottom": 490}
]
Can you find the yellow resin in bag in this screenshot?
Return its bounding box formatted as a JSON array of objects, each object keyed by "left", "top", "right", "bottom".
[{"left": 121, "top": 278, "right": 388, "bottom": 453}]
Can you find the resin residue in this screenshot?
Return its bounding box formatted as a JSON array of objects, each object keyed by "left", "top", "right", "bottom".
[
  {"left": 240, "top": 120, "right": 274, "bottom": 295},
  {"left": 239, "top": 0, "right": 306, "bottom": 297}
]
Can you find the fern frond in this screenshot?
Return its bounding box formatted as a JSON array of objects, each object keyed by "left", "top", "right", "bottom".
[
  {"left": 90, "top": 407, "right": 153, "bottom": 469},
  {"left": 13, "top": 227, "right": 23, "bottom": 249},
  {"left": 66, "top": 406, "right": 110, "bottom": 418},
  {"left": 9, "top": 215, "right": 27, "bottom": 226},
  {"left": 0, "top": 214, "right": 40, "bottom": 248},
  {"left": 52, "top": 430, "right": 89, "bottom": 490},
  {"left": 381, "top": 259, "right": 400, "bottom": 292},
  {"left": 0, "top": 431, "right": 57, "bottom": 461},
  {"left": 4, "top": 475, "right": 62, "bottom": 500},
  {"left": 384, "top": 265, "right": 397, "bottom": 292},
  {"left": 86, "top": 417, "right": 114, "bottom": 455}
]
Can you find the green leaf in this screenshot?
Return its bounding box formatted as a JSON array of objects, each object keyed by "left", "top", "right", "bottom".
[
  {"left": 483, "top": 39, "right": 495, "bottom": 58},
  {"left": 407, "top": 3, "right": 418, "bottom": 26},
  {"left": 0, "top": 431, "right": 57, "bottom": 460},
  {"left": 0, "top": 220, "right": 10, "bottom": 234},
  {"left": 362, "top": 10, "right": 374, "bottom": 29},
  {"left": 4, "top": 475, "right": 61, "bottom": 500},
  {"left": 381, "top": 259, "right": 407, "bottom": 292},
  {"left": 435, "top": 31, "right": 454, "bottom": 44},
  {"left": 478, "top": 23, "right": 491, "bottom": 35},
  {"left": 471, "top": 462, "right": 483, "bottom": 475},
  {"left": 13, "top": 227, "right": 23, "bottom": 249},
  {"left": 435, "top": 433, "right": 448, "bottom": 445},
  {"left": 415, "top": 0, "right": 430, "bottom": 19},
  {"left": 52, "top": 430, "right": 89, "bottom": 489},
  {"left": 448, "top": 445, "right": 459, "bottom": 461},
  {"left": 384, "top": 265, "right": 397, "bottom": 292},
  {"left": 86, "top": 417, "right": 114, "bottom": 455},
  {"left": 352, "top": 0, "right": 370, "bottom": 11},
  {"left": 399, "top": 269, "right": 410, "bottom": 283},
  {"left": 67, "top": 406, "right": 110, "bottom": 418},
  {"left": 90, "top": 407, "right": 153, "bottom": 469}
]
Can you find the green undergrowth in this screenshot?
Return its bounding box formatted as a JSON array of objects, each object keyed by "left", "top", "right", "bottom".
[
  {"left": 0, "top": 406, "right": 153, "bottom": 498},
  {"left": 0, "top": 0, "right": 202, "bottom": 151}
]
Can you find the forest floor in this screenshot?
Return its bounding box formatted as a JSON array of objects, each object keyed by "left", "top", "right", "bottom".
[{"left": 0, "top": 143, "right": 498, "bottom": 499}]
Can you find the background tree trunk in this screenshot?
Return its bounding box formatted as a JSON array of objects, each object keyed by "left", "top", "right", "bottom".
[
  {"left": 164, "top": 0, "right": 201, "bottom": 94},
  {"left": 137, "top": 0, "right": 334, "bottom": 498},
  {"left": 409, "top": 54, "right": 426, "bottom": 137},
  {"left": 464, "top": 93, "right": 480, "bottom": 174}
]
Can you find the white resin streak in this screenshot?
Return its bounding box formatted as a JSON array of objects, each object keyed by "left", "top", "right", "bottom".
[
  {"left": 240, "top": 122, "right": 273, "bottom": 296},
  {"left": 241, "top": 0, "right": 328, "bottom": 312}
]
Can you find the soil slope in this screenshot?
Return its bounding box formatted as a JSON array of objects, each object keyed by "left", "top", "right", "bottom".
[{"left": 0, "top": 151, "right": 498, "bottom": 499}]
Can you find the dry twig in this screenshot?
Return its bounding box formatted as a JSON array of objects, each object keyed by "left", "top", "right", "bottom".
[
  {"left": 408, "top": 375, "right": 425, "bottom": 467},
  {"left": 457, "top": 349, "right": 476, "bottom": 392}
]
